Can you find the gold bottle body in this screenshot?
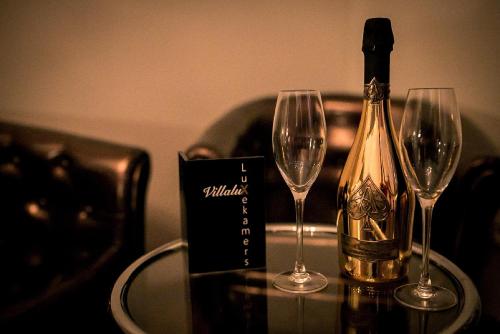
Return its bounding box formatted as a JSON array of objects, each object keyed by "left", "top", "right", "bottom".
[{"left": 337, "top": 92, "right": 414, "bottom": 283}]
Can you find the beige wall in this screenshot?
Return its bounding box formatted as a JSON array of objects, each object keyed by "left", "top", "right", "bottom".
[{"left": 1, "top": 0, "right": 498, "bottom": 250}]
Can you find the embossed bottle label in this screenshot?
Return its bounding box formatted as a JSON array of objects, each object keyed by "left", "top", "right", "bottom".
[
  {"left": 341, "top": 234, "right": 398, "bottom": 261},
  {"left": 344, "top": 176, "right": 398, "bottom": 261},
  {"left": 347, "top": 176, "right": 389, "bottom": 226}
]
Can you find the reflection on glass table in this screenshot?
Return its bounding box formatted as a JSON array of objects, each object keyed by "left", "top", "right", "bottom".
[{"left": 111, "top": 224, "right": 480, "bottom": 334}]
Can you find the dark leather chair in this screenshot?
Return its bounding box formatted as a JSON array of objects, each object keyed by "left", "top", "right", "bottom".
[
  {"left": 186, "top": 94, "right": 500, "bottom": 329},
  {"left": 0, "top": 121, "right": 150, "bottom": 333},
  {"left": 444, "top": 156, "right": 500, "bottom": 332}
]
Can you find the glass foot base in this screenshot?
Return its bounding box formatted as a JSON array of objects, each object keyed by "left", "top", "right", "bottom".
[
  {"left": 394, "top": 283, "right": 457, "bottom": 311},
  {"left": 273, "top": 271, "right": 328, "bottom": 294}
]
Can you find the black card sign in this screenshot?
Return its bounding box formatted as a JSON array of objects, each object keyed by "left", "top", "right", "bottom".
[{"left": 178, "top": 152, "right": 266, "bottom": 273}]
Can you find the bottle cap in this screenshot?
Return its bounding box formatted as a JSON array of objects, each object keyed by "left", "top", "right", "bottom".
[{"left": 362, "top": 18, "right": 394, "bottom": 53}]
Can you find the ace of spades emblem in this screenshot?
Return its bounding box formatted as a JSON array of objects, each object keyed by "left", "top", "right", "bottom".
[{"left": 347, "top": 176, "right": 390, "bottom": 232}]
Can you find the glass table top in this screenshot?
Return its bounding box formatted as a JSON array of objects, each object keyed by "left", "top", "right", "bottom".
[{"left": 111, "top": 224, "right": 480, "bottom": 334}]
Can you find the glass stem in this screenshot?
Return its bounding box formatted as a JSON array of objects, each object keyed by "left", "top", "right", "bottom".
[
  {"left": 416, "top": 201, "right": 434, "bottom": 299},
  {"left": 292, "top": 195, "right": 308, "bottom": 281}
]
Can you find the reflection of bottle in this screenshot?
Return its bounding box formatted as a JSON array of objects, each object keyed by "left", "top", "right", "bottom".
[
  {"left": 337, "top": 18, "right": 414, "bottom": 282},
  {"left": 337, "top": 278, "right": 409, "bottom": 333}
]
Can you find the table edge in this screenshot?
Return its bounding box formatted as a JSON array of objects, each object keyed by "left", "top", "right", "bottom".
[{"left": 110, "top": 239, "right": 187, "bottom": 334}]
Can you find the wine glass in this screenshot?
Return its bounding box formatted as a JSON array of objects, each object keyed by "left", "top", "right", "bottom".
[
  {"left": 394, "top": 88, "right": 462, "bottom": 311},
  {"left": 272, "top": 89, "right": 328, "bottom": 293}
]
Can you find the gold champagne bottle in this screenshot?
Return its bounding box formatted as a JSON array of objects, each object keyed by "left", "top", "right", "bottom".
[{"left": 337, "top": 18, "right": 415, "bottom": 282}]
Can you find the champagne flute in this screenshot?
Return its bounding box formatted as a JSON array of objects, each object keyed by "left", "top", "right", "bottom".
[
  {"left": 272, "top": 90, "right": 328, "bottom": 293},
  {"left": 394, "top": 88, "right": 462, "bottom": 311}
]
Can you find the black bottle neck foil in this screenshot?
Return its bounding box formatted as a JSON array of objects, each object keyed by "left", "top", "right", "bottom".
[{"left": 363, "top": 18, "right": 394, "bottom": 85}]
